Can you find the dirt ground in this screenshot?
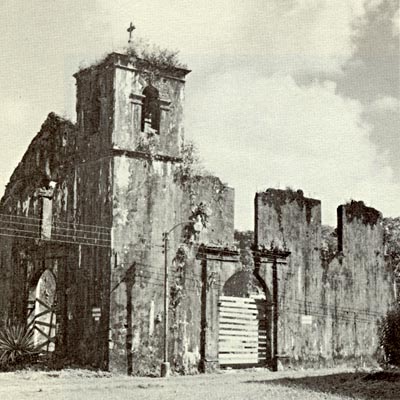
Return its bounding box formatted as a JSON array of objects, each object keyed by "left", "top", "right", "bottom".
[{"left": 0, "top": 367, "right": 399, "bottom": 400}]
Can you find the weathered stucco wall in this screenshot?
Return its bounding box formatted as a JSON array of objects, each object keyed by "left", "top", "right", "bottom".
[
  {"left": 0, "top": 51, "right": 237, "bottom": 375},
  {"left": 254, "top": 189, "right": 395, "bottom": 369},
  {"left": 322, "top": 202, "right": 393, "bottom": 364},
  {"left": 110, "top": 155, "right": 183, "bottom": 374},
  {"left": 4, "top": 47, "right": 392, "bottom": 376},
  {"left": 111, "top": 53, "right": 188, "bottom": 158},
  {"left": 255, "top": 189, "right": 323, "bottom": 368},
  {"left": 74, "top": 61, "right": 114, "bottom": 156},
  {"left": 105, "top": 52, "right": 238, "bottom": 375},
  {"left": 0, "top": 76, "right": 114, "bottom": 369},
  {"left": 0, "top": 113, "right": 77, "bottom": 323},
  {"left": 109, "top": 153, "right": 236, "bottom": 374}
]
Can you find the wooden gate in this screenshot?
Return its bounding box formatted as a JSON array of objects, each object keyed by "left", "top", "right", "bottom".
[
  {"left": 27, "top": 269, "right": 57, "bottom": 352},
  {"left": 218, "top": 296, "right": 268, "bottom": 366}
]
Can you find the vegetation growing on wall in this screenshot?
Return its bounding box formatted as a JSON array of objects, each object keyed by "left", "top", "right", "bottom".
[
  {"left": 383, "top": 217, "right": 400, "bottom": 260},
  {"left": 174, "top": 140, "right": 220, "bottom": 228},
  {"left": 170, "top": 202, "right": 212, "bottom": 312},
  {"left": 176, "top": 141, "right": 208, "bottom": 189},
  {"left": 344, "top": 200, "right": 381, "bottom": 226},
  {"left": 321, "top": 225, "right": 338, "bottom": 262},
  {"left": 260, "top": 188, "right": 320, "bottom": 226},
  {"left": 126, "top": 38, "right": 188, "bottom": 79},
  {"left": 383, "top": 217, "right": 400, "bottom": 300},
  {"left": 131, "top": 335, "right": 161, "bottom": 377},
  {"left": 137, "top": 127, "right": 158, "bottom": 156},
  {"left": 379, "top": 304, "right": 400, "bottom": 368},
  {"left": 77, "top": 38, "right": 188, "bottom": 79},
  {"left": 234, "top": 230, "right": 254, "bottom": 271}
]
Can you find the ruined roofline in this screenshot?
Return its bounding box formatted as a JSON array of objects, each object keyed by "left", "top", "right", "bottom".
[
  {"left": 256, "top": 188, "right": 387, "bottom": 223},
  {"left": 74, "top": 52, "right": 191, "bottom": 80},
  {"left": 0, "top": 113, "right": 76, "bottom": 205},
  {"left": 190, "top": 174, "right": 233, "bottom": 190},
  {"left": 256, "top": 187, "right": 321, "bottom": 207},
  {"left": 339, "top": 200, "right": 382, "bottom": 226}
]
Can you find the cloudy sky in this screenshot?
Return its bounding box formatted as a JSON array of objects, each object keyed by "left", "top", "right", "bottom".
[{"left": 0, "top": 0, "right": 398, "bottom": 229}]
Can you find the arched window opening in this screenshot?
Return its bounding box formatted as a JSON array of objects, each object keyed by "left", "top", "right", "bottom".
[{"left": 141, "top": 85, "right": 160, "bottom": 133}]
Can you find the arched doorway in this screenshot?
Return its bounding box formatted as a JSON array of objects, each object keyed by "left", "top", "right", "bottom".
[
  {"left": 27, "top": 269, "right": 57, "bottom": 352},
  {"left": 218, "top": 270, "right": 271, "bottom": 367}
]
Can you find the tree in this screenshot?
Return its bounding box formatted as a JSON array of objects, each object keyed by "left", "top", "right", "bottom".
[
  {"left": 383, "top": 217, "right": 400, "bottom": 301},
  {"left": 379, "top": 304, "right": 400, "bottom": 367},
  {"left": 234, "top": 230, "right": 254, "bottom": 270}
]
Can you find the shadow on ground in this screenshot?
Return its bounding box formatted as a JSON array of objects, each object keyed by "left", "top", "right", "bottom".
[{"left": 245, "top": 371, "right": 400, "bottom": 400}]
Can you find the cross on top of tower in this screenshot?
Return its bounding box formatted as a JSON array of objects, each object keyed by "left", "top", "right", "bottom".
[{"left": 127, "top": 22, "right": 135, "bottom": 43}]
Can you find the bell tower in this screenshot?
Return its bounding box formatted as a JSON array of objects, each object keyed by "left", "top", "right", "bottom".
[
  {"left": 111, "top": 53, "right": 190, "bottom": 159},
  {"left": 74, "top": 51, "right": 190, "bottom": 160}
]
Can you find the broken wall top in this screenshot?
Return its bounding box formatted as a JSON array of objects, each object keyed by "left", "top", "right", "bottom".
[
  {"left": 337, "top": 200, "right": 384, "bottom": 255},
  {"left": 255, "top": 188, "right": 321, "bottom": 248},
  {"left": 0, "top": 113, "right": 76, "bottom": 208},
  {"left": 74, "top": 52, "right": 191, "bottom": 81},
  {"left": 255, "top": 187, "right": 386, "bottom": 263}
]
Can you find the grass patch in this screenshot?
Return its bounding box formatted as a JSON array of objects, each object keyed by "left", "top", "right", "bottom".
[{"left": 248, "top": 370, "right": 400, "bottom": 399}]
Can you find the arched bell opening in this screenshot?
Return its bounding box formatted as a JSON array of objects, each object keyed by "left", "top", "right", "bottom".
[{"left": 141, "top": 85, "right": 161, "bottom": 133}]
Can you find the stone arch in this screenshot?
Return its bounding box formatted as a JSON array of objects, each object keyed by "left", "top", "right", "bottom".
[
  {"left": 222, "top": 269, "right": 271, "bottom": 303},
  {"left": 27, "top": 269, "right": 57, "bottom": 352},
  {"left": 219, "top": 269, "right": 272, "bottom": 367}
]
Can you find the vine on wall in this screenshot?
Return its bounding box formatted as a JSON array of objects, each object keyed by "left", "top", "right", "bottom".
[
  {"left": 136, "top": 126, "right": 158, "bottom": 157},
  {"left": 170, "top": 202, "right": 211, "bottom": 310},
  {"left": 175, "top": 141, "right": 209, "bottom": 206}
]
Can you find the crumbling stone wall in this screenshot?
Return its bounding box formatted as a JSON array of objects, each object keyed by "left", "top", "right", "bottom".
[
  {"left": 255, "top": 189, "right": 324, "bottom": 367},
  {"left": 101, "top": 52, "right": 237, "bottom": 375},
  {"left": 109, "top": 155, "right": 236, "bottom": 374},
  {"left": 8, "top": 47, "right": 394, "bottom": 377},
  {"left": 0, "top": 110, "right": 113, "bottom": 369},
  {"left": 255, "top": 189, "right": 395, "bottom": 369},
  {"left": 323, "top": 202, "right": 393, "bottom": 364},
  {"left": 0, "top": 49, "right": 240, "bottom": 376},
  {"left": 0, "top": 113, "right": 77, "bottom": 323}
]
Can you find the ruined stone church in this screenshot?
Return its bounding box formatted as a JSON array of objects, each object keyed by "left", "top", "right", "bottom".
[{"left": 0, "top": 46, "right": 396, "bottom": 375}]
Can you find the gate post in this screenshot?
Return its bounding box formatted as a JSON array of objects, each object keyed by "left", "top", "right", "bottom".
[
  {"left": 252, "top": 247, "right": 290, "bottom": 371},
  {"left": 197, "top": 245, "right": 240, "bottom": 372},
  {"left": 272, "top": 257, "right": 278, "bottom": 371},
  {"left": 199, "top": 257, "right": 208, "bottom": 373}
]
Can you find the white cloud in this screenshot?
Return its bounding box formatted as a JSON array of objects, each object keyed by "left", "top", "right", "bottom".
[
  {"left": 0, "top": 99, "right": 47, "bottom": 195},
  {"left": 393, "top": 7, "right": 400, "bottom": 36},
  {"left": 186, "top": 71, "right": 400, "bottom": 229},
  {"left": 0, "top": 0, "right": 397, "bottom": 230},
  {"left": 99, "top": 0, "right": 377, "bottom": 75},
  {"left": 365, "top": 0, "right": 385, "bottom": 11},
  {"left": 369, "top": 96, "right": 400, "bottom": 112}
]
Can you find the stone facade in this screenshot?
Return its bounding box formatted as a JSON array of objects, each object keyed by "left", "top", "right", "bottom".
[
  {"left": 0, "top": 53, "right": 239, "bottom": 374},
  {"left": 0, "top": 50, "right": 396, "bottom": 375},
  {"left": 254, "top": 189, "right": 395, "bottom": 370}
]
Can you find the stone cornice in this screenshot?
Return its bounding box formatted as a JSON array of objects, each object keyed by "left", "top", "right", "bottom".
[
  {"left": 112, "top": 148, "right": 182, "bottom": 163},
  {"left": 252, "top": 246, "right": 291, "bottom": 264},
  {"left": 196, "top": 244, "right": 240, "bottom": 262}
]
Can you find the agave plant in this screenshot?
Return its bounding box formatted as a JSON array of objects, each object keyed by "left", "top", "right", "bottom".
[{"left": 0, "top": 321, "right": 39, "bottom": 368}]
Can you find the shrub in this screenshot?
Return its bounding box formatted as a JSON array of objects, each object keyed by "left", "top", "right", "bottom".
[
  {"left": 0, "top": 321, "right": 39, "bottom": 370},
  {"left": 126, "top": 37, "right": 187, "bottom": 72},
  {"left": 379, "top": 304, "right": 400, "bottom": 367}
]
